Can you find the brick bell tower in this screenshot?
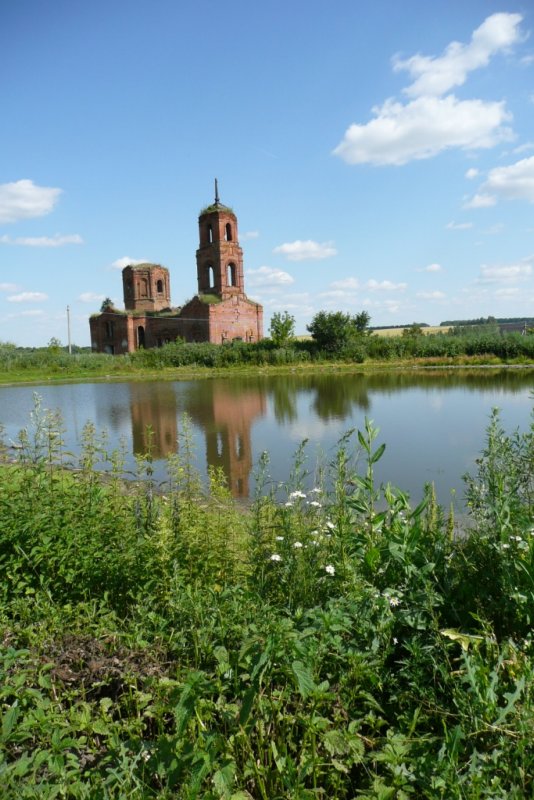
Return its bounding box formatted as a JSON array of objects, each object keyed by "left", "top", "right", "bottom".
[{"left": 196, "top": 180, "right": 245, "bottom": 299}]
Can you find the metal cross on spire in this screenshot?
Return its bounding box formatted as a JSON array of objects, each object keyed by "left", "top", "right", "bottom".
[{"left": 214, "top": 178, "right": 220, "bottom": 207}]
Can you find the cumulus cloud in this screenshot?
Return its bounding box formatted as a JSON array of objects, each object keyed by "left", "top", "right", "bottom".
[
  {"left": 333, "top": 96, "right": 512, "bottom": 166},
  {"left": 478, "top": 261, "right": 533, "bottom": 282},
  {"left": 416, "top": 290, "right": 446, "bottom": 299},
  {"left": 79, "top": 292, "right": 106, "bottom": 304},
  {"left": 7, "top": 291, "right": 48, "bottom": 303},
  {"left": 463, "top": 193, "right": 497, "bottom": 209},
  {"left": 246, "top": 266, "right": 294, "bottom": 288},
  {"left": 365, "top": 279, "right": 407, "bottom": 291},
  {"left": 394, "top": 13, "right": 523, "bottom": 98},
  {"left": 333, "top": 13, "right": 521, "bottom": 167},
  {"left": 0, "top": 233, "right": 83, "bottom": 247},
  {"left": 465, "top": 168, "right": 479, "bottom": 179},
  {"left": 482, "top": 155, "right": 534, "bottom": 203},
  {"left": 422, "top": 263, "right": 442, "bottom": 272},
  {"left": 446, "top": 220, "right": 474, "bottom": 230},
  {"left": 111, "top": 256, "right": 146, "bottom": 269},
  {"left": 0, "top": 283, "right": 21, "bottom": 292},
  {"left": 0, "top": 179, "right": 62, "bottom": 223},
  {"left": 273, "top": 240, "right": 337, "bottom": 261}
]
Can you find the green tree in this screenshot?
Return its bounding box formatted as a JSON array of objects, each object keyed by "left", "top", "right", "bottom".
[
  {"left": 269, "top": 311, "right": 295, "bottom": 346},
  {"left": 402, "top": 323, "right": 424, "bottom": 337},
  {"left": 354, "top": 310, "right": 371, "bottom": 334},
  {"left": 100, "top": 297, "right": 114, "bottom": 311},
  {"left": 307, "top": 310, "right": 365, "bottom": 352}
]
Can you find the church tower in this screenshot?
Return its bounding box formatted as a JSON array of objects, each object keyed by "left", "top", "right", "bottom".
[{"left": 196, "top": 180, "right": 245, "bottom": 299}]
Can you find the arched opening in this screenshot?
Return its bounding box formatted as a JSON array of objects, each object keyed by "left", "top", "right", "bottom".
[
  {"left": 156, "top": 279, "right": 163, "bottom": 293},
  {"left": 207, "top": 264, "right": 215, "bottom": 289},
  {"left": 140, "top": 279, "right": 148, "bottom": 298},
  {"left": 207, "top": 224, "right": 213, "bottom": 244},
  {"left": 235, "top": 433, "right": 244, "bottom": 460},
  {"left": 227, "top": 263, "right": 236, "bottom": 287},
  {"left": 225, "top": 223, "right": 232, "bottom": 241},
  {"left": 137, "top": 326, "right": 145, "bottom": 348}
]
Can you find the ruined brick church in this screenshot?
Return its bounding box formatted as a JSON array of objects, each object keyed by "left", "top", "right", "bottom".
[{"left": 90, "top": 185, "right": 263, "bottom": 354}]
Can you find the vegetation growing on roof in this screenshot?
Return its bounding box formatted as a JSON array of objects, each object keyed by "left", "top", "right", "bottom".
[
  {"left": 199, "top": 203, "right": 235, "bottom": 216},
  {"left": 198, "top": 293, "right": 222, "bottom": 304}
]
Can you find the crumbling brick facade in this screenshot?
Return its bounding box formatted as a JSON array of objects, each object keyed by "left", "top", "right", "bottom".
[{"left": 90, "top": 191, "right": 263, "bottom": 353}]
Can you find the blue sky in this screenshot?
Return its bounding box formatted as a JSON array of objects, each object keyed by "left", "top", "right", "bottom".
[{"left": 1, "top": 0, "right": 534, "bottom": 347}]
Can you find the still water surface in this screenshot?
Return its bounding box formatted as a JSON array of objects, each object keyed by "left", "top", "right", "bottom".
[{"left": 1, "top": 369, "right": 533, "bottom": 507}]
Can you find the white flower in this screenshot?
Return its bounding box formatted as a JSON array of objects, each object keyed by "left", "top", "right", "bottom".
[
  {"left": 393, "top": 637, "right": 398, "bottom": 645},
  {"left": 325, "top": 564, "right": 335, "bottom": 575},
  {"left": 325, "top": 521, "right": 335, "bottom": 530},
  {"left": 284, "top": 501, "right": 293, "bottom": 507},
  {"left": 310, "top": 487, "right": 322, "bottom": 494},
  {"left": 289, "top": 490, "right": 306, "bottom": 499},
  {"left": 293, "top": 541, "right": 303, "bottom": 549},
  {"left": 270, "top": 554, "right": 282, "bottom": 562},
  {"left": 276, "top": 535, "right": 284, "bottom": 541},
  {"left": 309, "top": 501, "right": 322, "bottom": 508},
  {"left": 502, "top": 543, "right": 510, "bottom": 550},
  {"left": 311, "top": 530, "right": 319, "bottom": 536},
  {"left": 386, "top": 595, "right": 400, "bottom": 607}
]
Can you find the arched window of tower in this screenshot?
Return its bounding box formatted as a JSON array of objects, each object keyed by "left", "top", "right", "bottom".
[
  {"left": 227, "top": 263, "right": 236, "bottom": 287},
  {"left": 225, "top": 223, "right": 232, "bottom": 242}
]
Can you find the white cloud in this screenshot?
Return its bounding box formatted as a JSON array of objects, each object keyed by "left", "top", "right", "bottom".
[
  {"left": 422, "top": 263, "right": 442, "bottom": 272},
  {"left": 334, "top": 95, "right": 512, "bottom": 166},
  {"left": 463, "top": 193, "right": 497, "bottom": 209},
  {"left": 482, "top": 155, "right": 534, "bottom": 203},
  {"left": 446, "top": 221, "right": 474, "bottom": 230},
  {"left": 273, "top": 240, "right": 337, "bottom": 261},
  {"left": 241, "top": 230, "right": 259, "bottom": 240},
  {"left": 330, "top": 277, "right": 360, "bottom": 290},
  {"left": 79, "top": 292, "right": 106, "bottom": 304},
  {"left": 0, "top": 283, "right": 21, "bottom": 292},
  {"left": 465, "top": 168, "right": 479, "bottom": 179},
  {"left": 521, "top": 54, "right": 534, "bottom": 66},
  {"left": 111, "top": 256, "right": 146, "bottom": 269},
  {"left": 394, "top": 13, "right": 523, "bottom": 98},
  {"left": 18, "top": 309, "right": 45, "bottom": 317},
  {"left": 416, "top": 291, "right": 446, "bottom": 299},
  {"left": 494, "top": 287, "right": 519, "bottom": 296},
  {"left": 246, "top": 266, "right": 294, "bottom": 288},
  {"left": 483, "top": 223, "right": 504, "bottom": 234},
  {"left": 7, "top": 291, "right": 48, "bottom": 303},
  {"left": 512, "top": 141, "right": 534, "bottom": 155},
  {"left": 334, "top": 14, "right": 522, "bottom": 167},
  {"left": 478, "top": 261, "right": 533, "bottom": 282},
  {"left": 0, "top": 179, "right": 62, "bottom": 223},
  {"left": 0, "top": 233, "right": 83, "bottom": 247},
  {"left": 365, "top": 279, "right": 407, "bottom": 291}
]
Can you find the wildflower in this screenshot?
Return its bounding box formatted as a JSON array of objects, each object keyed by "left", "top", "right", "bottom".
[
  {"left": 293, "top": 541, "right": 303, "bottom": 549},
  {"left": 289, "top": 490, "right": 306, "bottom": 499},
  {"left": 393, "top": 637, "right": 398, "bottom": 645},
  {"left": 310, "top": 487, "right": 322, "bottom": 494},
  {"left": 325, "top": 564, "right": 335, "bottom": 575},
  {"left": 502, "top": 543, "right": 510, "bottom": 550},
  {"left": 270, "top": 554, "right": 282, "bottom": 562},
  {"left": 325, "top": 521, "right": 335, "bottom": 530},
  {"left": 309, "top": 501, "right": 322, "bottom": 508},
  {"left": 276, "top": 535, "right": 284, "bottom": 541},
  {"left": 311, "top": 529, "right": 319, "bottom": 536},
  {"left": 387, "top": 595, "right": 400, "bottom": 607},
  {"left": 284, "top": 501, "right": 293, "bottom": 507}
]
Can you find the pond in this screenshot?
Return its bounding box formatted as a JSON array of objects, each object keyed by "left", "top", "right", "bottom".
[{"left": 1, "top": 368, "right": 533, "bottom": 509}]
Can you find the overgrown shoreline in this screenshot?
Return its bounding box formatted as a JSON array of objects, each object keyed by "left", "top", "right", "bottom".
[
  {"left": 2, "top": 330, "right": 534, "bottom": 385},
  {"left": 1, "top": 402, "right": 533, "bottom": 797}
]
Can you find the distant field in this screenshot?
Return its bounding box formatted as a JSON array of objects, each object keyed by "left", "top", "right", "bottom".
[{"left": 372, "top": 326, "right": 452, "bottom": 337}]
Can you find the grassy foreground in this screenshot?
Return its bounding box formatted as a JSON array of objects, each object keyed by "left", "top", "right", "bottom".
[{"left": 1, "top": 401, "right": 534, "bottom": 798}]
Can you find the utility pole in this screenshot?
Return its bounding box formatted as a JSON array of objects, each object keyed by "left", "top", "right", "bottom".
[{"left": 67, "top": 305, "right": 72, "bottom": 354}]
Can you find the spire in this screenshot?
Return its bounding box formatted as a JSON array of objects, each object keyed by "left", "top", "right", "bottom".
[{"left": 214, "top": 178, "right": 220, "bottom": 207}]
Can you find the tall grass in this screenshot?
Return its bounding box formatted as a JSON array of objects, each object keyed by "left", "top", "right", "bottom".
[
  {"left": 3, "top": 330, "right": 534, "bottom": 379},
  {"left": 0, "top": 398, "right": 533, "bottom": 797}
]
